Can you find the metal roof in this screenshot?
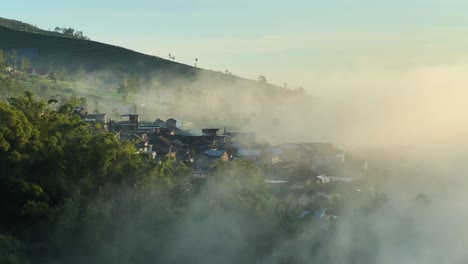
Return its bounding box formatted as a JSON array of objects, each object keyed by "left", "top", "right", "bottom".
[
  {"left": 204, "top": 149, "right": 225, "bottom": 157},
  {"left": 236, "top": 149, "right": 262, "bottom": 156}
]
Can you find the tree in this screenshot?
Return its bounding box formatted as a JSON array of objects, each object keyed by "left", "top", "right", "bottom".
[
  {"left": 0, "top": 76, "right": 25, "bottom": 99},
  {"left": 0, "top": 49, "right": 5, "bottom": 72},
  {"left": 20, "top": 57, "right": 31, "bottom": 72},
  {"left": 8, "top": 51, "right": 17, "bottom": 67},
  {"left": 117, "top": 73, "right": 140, "bottom": 103},
  {"left": 127, "top": 72, "right": 140, "bottom": 94},
  {"left": 0, "top": 234, "right": 28, "bottom": 264},
  {"left": 10, "top": 91, "right": 47, "bottom": 123},
  {"left": 93, "top": 99, "right": 100, "bottom": 113},
  {"left": 54, "top": 26, "right": 90, "bottom": 40},
  {"left": 117, "top": 82, "right": 130, "bottom": 103},
  {"left": 258, "top": 75, "right": 267, "bottom": 83},
  {"left": 52, "top": 66, "right": 68, "bottom": 81},
  {"left": 0, "top": 101, "right": 38, "bottom": 156},
  {"left": 294, "top": 87, "right": 305, "bottom": 95},
  {"left": 75, "top": 65, "right": 85, "bottom": 81}
]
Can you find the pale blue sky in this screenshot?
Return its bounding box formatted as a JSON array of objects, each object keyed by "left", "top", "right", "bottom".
[{"left": 3, "top": 0, "right": 468, "bottom": 88}]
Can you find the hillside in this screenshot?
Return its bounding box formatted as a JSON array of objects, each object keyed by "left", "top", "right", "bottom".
[
  {"left": 0, "top": 22, "right": 194, "bottom": 75},
  {"left": 0, "top": 18, "right": 285, "bottom": 92},
  {"left": 0, "top": 17, "right": 65, "bottom": 37},
  {"left": 0, "top": 17, "right": 311, "bottom": 139}
]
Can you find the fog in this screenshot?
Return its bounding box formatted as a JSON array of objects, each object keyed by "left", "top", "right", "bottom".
[
  {"left": 76, "top": 60, "right": 468, "bottom": 192},
  {"left": 64, "top": 59, "right": 468, "bottom": 263}
]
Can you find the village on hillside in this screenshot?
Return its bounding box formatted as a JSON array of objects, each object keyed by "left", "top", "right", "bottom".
[
  {"left": 66, "top": 106, "right": 377, "bottom": 220},
  {"left": 1, "top": 50, "right": 381, "bottom": 221}
]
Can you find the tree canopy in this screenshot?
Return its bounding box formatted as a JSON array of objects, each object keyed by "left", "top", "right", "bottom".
[{"left": 53, "top": 27, "right": 90, "bottom": 40}]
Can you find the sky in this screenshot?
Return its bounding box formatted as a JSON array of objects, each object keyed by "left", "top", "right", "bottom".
[{"left": 3, "top": 0, "right": 468, "bottom": 92}]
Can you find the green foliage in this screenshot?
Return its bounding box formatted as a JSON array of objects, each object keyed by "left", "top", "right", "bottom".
[
  {"left": 0, "top": 90, "right": 387, "bottom": 263},
  {"left": 0, "top": 49, "right": 5, "bottom": 72},
  {"left": 14, "top": 90, "right": 45, "bottom": 112},
  {"left": 74, "top": 65, "right": 85, "bottom": 81},
  {"left": 0, "top": 101, "right": 39, "bottom": 157},
  {"left": 51, "top": 66, "right": 68, "bottom": 81},
  {"left": 53, "top": 27, "right": 90, "bottom": 40},
  {"left": 8, "top": 50, "right": 17, "bottom": 67},
  {"left": 0, "top": 76, "right": 25, "bottom": 98},
  {"left": 209, "top": 159, "right": 277, "bottom": 217},
  {"left": 19, "top": 57, "right": 31, "bottom": 72},
  {"left": 0, "top": 234, "right": 28, "bottom": 264},
  {"left": 117, "top": 72, "right": 140, "bottom": 103}
]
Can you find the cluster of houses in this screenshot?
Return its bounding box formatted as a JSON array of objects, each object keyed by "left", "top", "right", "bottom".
[
  {"left": 5, "top": 65, "right": 51, "bottom": 79},
  {"left": 76, "top": 110, "right": 371, "bottom": 220}
]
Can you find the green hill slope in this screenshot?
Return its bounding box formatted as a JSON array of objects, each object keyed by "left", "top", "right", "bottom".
[
  {"left": 0, "top": 24, "right": 193, "bottom": 75},
  {"left": 0, "top": 18, "right": 312, "bottom": 142},
  {"left": 0, "top": 18, "right": 285, "bottom": 92},
  {"left": 0, "top": 17, "right": 64, "bottom": 37}
]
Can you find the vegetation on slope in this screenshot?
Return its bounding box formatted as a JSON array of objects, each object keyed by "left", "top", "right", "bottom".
[
  {"left": 0, "top": 90, "right": 386, "bottom": 264},
  {"left": 0, "top": 17, "right": 88, "bottom": 40},
  {"left": 0, "top": 17, "right": 288, "bottom": 93}
]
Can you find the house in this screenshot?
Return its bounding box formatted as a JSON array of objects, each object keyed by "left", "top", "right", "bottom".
[
  {"left": 28, "top": 68, "right": 49, "bottom": 78},
  {"left": 119, "top": 133, "right": 156, "bottom": 159},
  {"left": 154, "top": 118, "right": 167, "bottom": 127},
  {"left": 5, "top": 66, "right": 14, "bottom": 73},
  {"left": 73, "top": 107, "right": 88, "bottom": 118},
  {"left": 126, "top": 134, "right": 149, "bottom": 149},
  {"left": 204, "top": 149, "right": 229, "bottom": 162},
  {"left": 166, "top": 118, "right": 177, "bottom": 127},
  {"left": 148, "top": 135, "right": 176, "bottom": 156},
  {"left": 139, "top": 124, "right": 173, "bottom": 136},
  {"left": 190, "top": 148, "right": 232, "bottom": 177},
  {"left": 262, "top": 148, "right": 283, "bottom": 164},
  {"left": 202, "top": 128, "right": 220, "bottom": 137},
  {"left": 120, "top": 114, "right": 139, "bottom": 131},
  {"left": 178, "top": 150, "right": 194, "bottom": 164},
  {"left": 236, "top": 149, "right": 262, "bottom": 160},
  {"left": 86, "top": 113, "right": 108, "bottom": 130},
  {"left": 152, "top": 118, "right": 191, "bottom": 136}
]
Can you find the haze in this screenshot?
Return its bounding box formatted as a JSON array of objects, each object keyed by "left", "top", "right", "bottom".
[
  {"left": 3, "top": 2, "right": 468, "bottom": 263},
  {"left": 4, "top": 0, "right": 468, "bottom": 150}
]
